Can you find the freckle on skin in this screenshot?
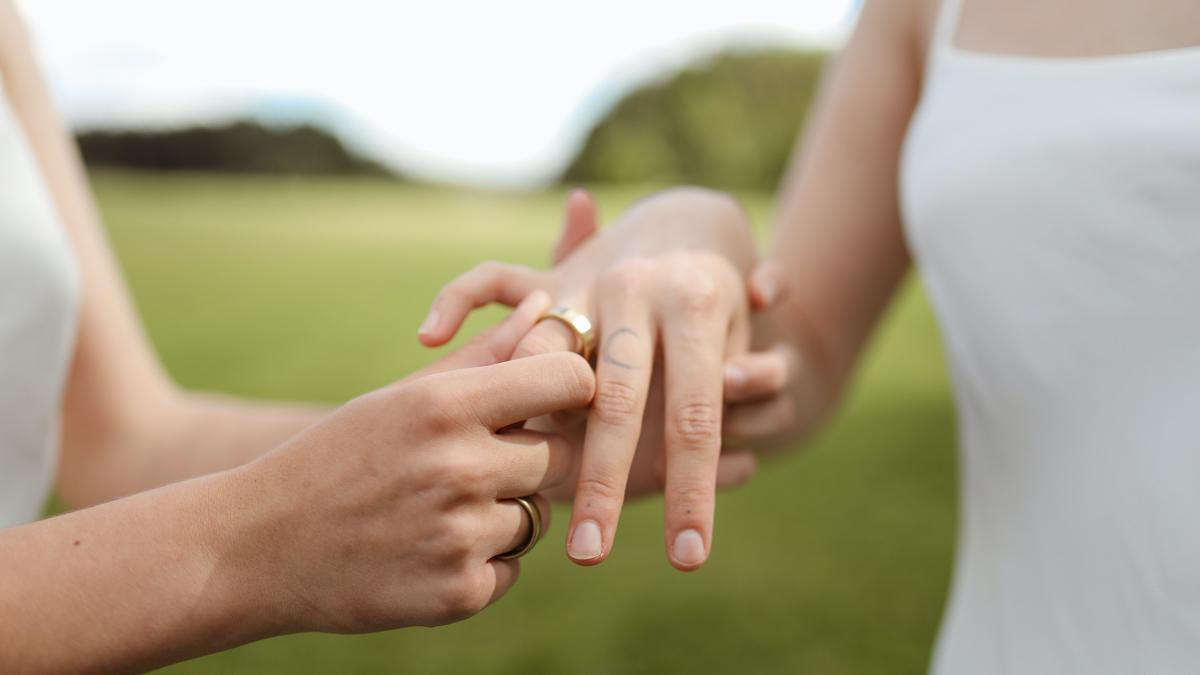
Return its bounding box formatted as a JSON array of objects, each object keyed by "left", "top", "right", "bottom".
[{"left": 73, "top": 540, "right": 80, "bottom": 546}]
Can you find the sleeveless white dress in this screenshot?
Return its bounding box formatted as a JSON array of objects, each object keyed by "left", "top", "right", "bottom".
[
  {"left": 0, "top": 74, "right": 80, "bottom": 528},
  {"left": 902, "top": 1, "right": 1200, "bottom": 672}
]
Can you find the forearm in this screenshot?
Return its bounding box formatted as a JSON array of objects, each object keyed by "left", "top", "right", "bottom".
[
  {"left": 147, "top": 391, "right": 327, "bottom": 487},
  {"left": 59, "top": 388, "right": 326, "bottom": 509},
  {"left": 0, "top": 469, "right": 278, "bottom": 673}
]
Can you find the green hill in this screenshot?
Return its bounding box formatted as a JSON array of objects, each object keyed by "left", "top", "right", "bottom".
[{"left": 564, "top": 49, "right": 828, "bottom": 190}]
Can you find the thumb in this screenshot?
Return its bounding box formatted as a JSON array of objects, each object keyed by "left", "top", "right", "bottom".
[{"left": 553, "top": 188, "right": 599, "bottom": 264}]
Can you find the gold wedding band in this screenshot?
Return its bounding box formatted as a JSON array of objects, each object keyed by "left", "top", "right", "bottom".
[
  {"left": 537, "top": 306, "right": 597, "bottom": 361},
  {"left": 497, "top": 496, "right": 543, "bottom": 560}
]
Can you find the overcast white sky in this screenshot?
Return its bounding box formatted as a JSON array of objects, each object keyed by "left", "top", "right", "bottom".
[{"left": 16, "top": 1, "right": 855, "bottom": 187}]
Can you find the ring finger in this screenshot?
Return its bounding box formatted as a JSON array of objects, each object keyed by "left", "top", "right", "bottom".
[
  {"left": 489, "top": 493, "right": 552, "bottom": 559},
  {"left": 566, "top": 295, "right": 656, "bottom": 564}
]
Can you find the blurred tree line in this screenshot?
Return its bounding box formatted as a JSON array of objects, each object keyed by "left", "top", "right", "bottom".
[
  {"left": 75, "top": 121, "right": 392, "bottom": 176},
  {"left": 74, "top": 49, "right": 826, "bottom": 188},
  {"left": 564, "top": 49, "right": 827, "bottom": 191}
]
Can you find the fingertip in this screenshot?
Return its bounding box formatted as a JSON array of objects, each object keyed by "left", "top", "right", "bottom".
[
  {"left": 417, "top": 306, "right": 441, "bottom": 340},
  {"left": 417, "top": 330, "right": 448, "bottom": 347},
  {"left": 566, "top": 518, "right": 606, "bottom": 565},
  {"left": 748, "top": 262, "right": 783, "bottom": 309},
  {"left": 567, "top": 186, "right": 589, "bottom": 205},
  {"left": 669, "top": 528, "right": 708, "bottom": 571},
  {"left": 724, "top": 362, "right": 747, "bottom": 392}
]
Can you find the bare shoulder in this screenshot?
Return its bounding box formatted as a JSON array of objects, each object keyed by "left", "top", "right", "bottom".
[
  {"left": 910, "top": 0, "right": 946, "bottom": 61},
  {"left": 0, "top": 0, "right": 22, "bottom": 33},
  {"left": 0, "top": 0, "right": 31, "bottom": 63},
  {"left": 849, "top": 0, "right": 942, "bottom": 78}
]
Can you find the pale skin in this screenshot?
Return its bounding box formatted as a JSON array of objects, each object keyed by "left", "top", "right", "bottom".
[
  {"left": 427, "top": 0, "right": 1200, "bottom": 569},
  {"left": 4, "top": 0, "right": 1196, "bottom": 668},
  {"left": 0, "top": 4, "right": 598, "bottom": 671}
]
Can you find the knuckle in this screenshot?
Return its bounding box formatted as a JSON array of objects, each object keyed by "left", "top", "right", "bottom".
[
  {"left": 576, "top": 475, "right": 624, "bottom": 503},
  {"left": 432, "top": 513, "right": 480, "bottom": 561},
  {"left": 548, "top": 352, "right": 596, "bottom": 403},
  {"left": 436, "top": 571, "right": 489, "bottom": 621},
  {"left": 513, "top": 329, "right": 563, "bottom": 358},
  {"left": 468, "top": 260, "right": 509, "bottom": 287},
  {"left": 420, "top": 403, "right": 462, "bottom": 437},
  {"left": 477, "top": 261, "right": 519, "bottom": 291},
  {"left": 475, "top": 260, "right": 504, "bottom": 276},
  {"left": 592, "top": 379, "right": 641, "bottom": 426},
  {"left": 428, "top": 453, "right": 487, "bottom": 496},
  {"left": 678, "top": 277, "right": 723, "bottom": 313},
  {"left": 600, "top": 258, "right": 657, "bottom": 294},
  {"left": 408, "top": 383, "right": 463, "bottom": 435},
  {"left": 445, "top": 513, "right": 483, "bottom": 548},
  {"left": 670, "top": 402, "right": 720, "bottom": 451}
]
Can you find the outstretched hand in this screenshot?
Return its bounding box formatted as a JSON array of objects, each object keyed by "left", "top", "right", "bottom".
[{"left": 417, "top": 188, "right": 797, "bottom": 571}]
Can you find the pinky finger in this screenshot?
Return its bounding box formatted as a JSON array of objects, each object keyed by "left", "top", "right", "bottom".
[
  {"left": 715, "top": 451, "right": 757, "bottom": 488},
  {"left": 723, "top": 396, "right": 797, "bottom": 450},
  {"left": 724, "top": 345, "right": 791, "bottom": 404}
]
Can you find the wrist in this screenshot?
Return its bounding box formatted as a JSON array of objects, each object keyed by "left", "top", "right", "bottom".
[
  {"left": 192, "top": 461, "right": 302, "bottom": 644},
  {"left": 610, "top": 187, "right": 758, "bottom": 273}
]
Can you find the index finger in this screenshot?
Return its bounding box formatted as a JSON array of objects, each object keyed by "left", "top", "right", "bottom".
[{"left": 434, "top": 352, "right": 596, "bottom": 431}]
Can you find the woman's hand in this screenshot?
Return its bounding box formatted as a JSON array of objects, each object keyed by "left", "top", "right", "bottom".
[
  {"left": 224, "top": 293, "right": 596, "bottom": 633},
  {"left": 721, "top": 262, "right": 809, "bottom": 455},
  {"left": 418, "top": 188, "right": 784, "bottom": 571}
]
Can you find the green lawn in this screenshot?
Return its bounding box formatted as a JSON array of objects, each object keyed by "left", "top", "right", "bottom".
[{"left": 91, "top": 170, "right": 957, "bottom": 674}]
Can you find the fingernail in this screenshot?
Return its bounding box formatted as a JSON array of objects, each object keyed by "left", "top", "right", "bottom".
[
  {"left": 418, "top": 309, "right": 439, "bottom": 336},
  {"left": 673, "top": 529, "right": 706, "bottom": 567},
  {"left": 724, "top": 364, "right": 746, "bottom": 389},
  {"left": 568, "top": 520, "right": 603, "bottom": 561}
]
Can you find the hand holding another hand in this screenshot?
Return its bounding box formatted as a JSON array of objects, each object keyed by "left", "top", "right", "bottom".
[
  {"left": 219, "top": 293, "right": 594, "bottom": 634},
  {"left": 418, "top": 188, "right": 801, "bottom": 571}
]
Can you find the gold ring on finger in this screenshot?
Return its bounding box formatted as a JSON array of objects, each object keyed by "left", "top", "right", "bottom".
[
  {"left": 536, "top": 306, "right": 597, "bottom": 361},
  {"left": 497, "top": 496, "right": 543, "bottom": 560}
]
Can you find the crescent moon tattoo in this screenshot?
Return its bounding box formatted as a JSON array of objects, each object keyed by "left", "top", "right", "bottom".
[{"left": 602, "top": 328, "right": 640, "bottom": 369}]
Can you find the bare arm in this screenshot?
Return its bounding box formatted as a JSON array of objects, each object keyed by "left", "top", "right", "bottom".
[
  {"left": 0, "top": 290, "right": 590, "bottom": 673},
  {"left": 0, "top": 2, "right": 325, "bottom": 508},
  {"left": 752, "top": 0, "right": 929, "bottom": 438}
]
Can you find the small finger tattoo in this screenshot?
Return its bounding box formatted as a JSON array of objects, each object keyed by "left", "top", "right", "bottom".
[{"left": 602, "top": 328, "right": 640, "bottom": 369}]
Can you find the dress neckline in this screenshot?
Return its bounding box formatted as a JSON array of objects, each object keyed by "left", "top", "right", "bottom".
[{"left": 939, "top": 40, "right": 1200, "bottom": 71}]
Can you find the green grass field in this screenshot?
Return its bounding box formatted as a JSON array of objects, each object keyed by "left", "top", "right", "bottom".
[{"left": 91, "top": 170, "right": 958, "bottom": 674}]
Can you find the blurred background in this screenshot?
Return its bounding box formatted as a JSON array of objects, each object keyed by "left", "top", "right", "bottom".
[{"left": 21, "top": 1, "right": 957, "bottom": 672}]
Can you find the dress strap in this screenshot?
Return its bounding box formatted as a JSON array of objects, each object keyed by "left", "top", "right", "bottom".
[{"left": 931, "top": 0, "right": 965, "bottom": 49}]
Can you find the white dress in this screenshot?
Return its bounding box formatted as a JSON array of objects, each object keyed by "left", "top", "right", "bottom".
[
  {"left": 0, "top": 73, "right": 79, "bottom": 528},
  {"left": 901, "top": 0, "right": 1200, "bottom": 672}
]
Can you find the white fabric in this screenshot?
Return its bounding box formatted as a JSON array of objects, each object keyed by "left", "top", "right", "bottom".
[
  {"left": 901, "top": 1, "right": 1200, "bottom": 672},
  {"left": 0, "top": 75, "right": 79, "bottom": 528}
]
